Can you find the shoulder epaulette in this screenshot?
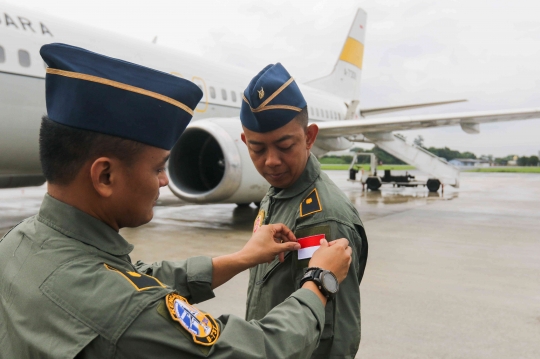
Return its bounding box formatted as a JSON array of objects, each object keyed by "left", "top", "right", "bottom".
[{"left": 300, "top": 188, "right": 322, "bottom": 217}]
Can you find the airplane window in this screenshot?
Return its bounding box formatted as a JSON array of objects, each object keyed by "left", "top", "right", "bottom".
[
  {"left": 0, "top": 46, "right": 5, "bottom": 63},
  {"left": 338, "top": 113, "right": 341, "bottom": 120},
  {"left": 18, "top": 50, "right": 31, "bottom": 68},
  {"left": 325, "top": 110, "right": 329, "bottom": 118},
  {"left": 221, "top": 89, "right": 227, "bottom": 101},
  {"left": 231, "top": 90, "right": 236, "bottom": 102},
  {"left": 315, "top": 108, "right": 319, "bottom": 117},
  {"left": 209, "top": 86, "right": 216, "bottom": 99}
]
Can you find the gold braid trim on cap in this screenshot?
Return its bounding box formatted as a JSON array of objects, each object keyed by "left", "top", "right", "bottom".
[
  {"left": 46, "top": 68, "right": 194, "bottom": 116},
  {"left": 243, "top": 77, "right": 301, "bottom": 113}
]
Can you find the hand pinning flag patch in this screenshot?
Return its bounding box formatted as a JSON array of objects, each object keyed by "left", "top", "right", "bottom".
[
  {"left": 300, "top": 188, "right": 322, "bottom": 217},
  {"left": 297, "top": 234, "right": 325, "bottom": 260}
]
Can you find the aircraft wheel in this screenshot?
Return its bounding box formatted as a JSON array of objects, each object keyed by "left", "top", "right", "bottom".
[
  {"left": 426, "top": 179, "right": 441, "bottom": 192},
  {"left": 366, "top": 176, "right": 382, "bottom": 191}
]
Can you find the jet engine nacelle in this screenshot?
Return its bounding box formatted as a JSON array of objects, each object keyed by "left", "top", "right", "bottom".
[{"left": 167, "top": 118, "right": 270, "bottom": 204}]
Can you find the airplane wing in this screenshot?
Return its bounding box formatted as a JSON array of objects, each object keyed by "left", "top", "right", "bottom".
[{"left": 316, "top": 108, "right": 540, "bottom": 137}]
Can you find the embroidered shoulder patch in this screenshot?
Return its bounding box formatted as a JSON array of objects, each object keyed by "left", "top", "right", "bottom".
[
  {"left": 253, "top": 209, "right": 265, "bottom": 232},
  {"left": 165, "top": 293, "right": 220, "bottom": 346},
  {"left": 300, "top": 188, "right": 322, "bottom": 217},
  {"left": 104, "top": 263, "right": 165, "bottom": 291}
]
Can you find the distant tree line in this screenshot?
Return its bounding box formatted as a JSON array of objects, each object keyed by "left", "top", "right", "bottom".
[
  {"left": 414, "top": 135, "right": 538, "bottom": 166},
  {"left": 493, "top": 155, "right": 539, "bottom": 166}
]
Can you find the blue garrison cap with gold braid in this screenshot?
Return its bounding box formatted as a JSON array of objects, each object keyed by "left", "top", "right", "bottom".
[
  {"left": 240, "top": 63, "right": 307, "bottom": 133},
  {"left": 40, "top": 43, "right": 203, "bottom": 150}
]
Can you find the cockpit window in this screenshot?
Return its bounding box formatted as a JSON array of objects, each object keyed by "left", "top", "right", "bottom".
[
  {"left": 18, "top": 50, "right": 31, "bottom": 67},
  {"left": 0, "top": 46, "right": 5, "bottom": 63}
]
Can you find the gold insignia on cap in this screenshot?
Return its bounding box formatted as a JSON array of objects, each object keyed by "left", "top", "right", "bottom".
[{"left": 243, "top": 77, "right": 301, "bottom": 113}]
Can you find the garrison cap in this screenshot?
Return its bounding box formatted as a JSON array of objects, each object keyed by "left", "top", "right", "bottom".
[
  {"left": 240, "top": 63, "right": 306, "bottom": 133},
  {"left": 40, "top": 43, "right": 203, "bottom": 150}
]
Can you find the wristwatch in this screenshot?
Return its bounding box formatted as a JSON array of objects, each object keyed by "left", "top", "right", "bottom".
[{"left": 299, "top": 267, "right": 339, "bottom": 299}]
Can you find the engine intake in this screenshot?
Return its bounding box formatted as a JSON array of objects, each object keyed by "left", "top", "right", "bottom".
[{"left": 168, "top": 119, "right": 244, "bottom": 203}]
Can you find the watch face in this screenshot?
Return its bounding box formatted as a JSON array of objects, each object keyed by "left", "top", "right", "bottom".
[{"left": 321, "top": 272, "right": 338, "bottom": 293}]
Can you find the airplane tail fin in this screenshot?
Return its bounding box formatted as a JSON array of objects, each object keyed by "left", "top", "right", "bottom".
[{"left": 306, "top": 8, "right": 367, "bottom": 102}]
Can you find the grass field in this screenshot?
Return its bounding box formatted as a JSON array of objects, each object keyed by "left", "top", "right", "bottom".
[
  {"left": 320, "top": 164, "right": 416, "bottom": 171},
  {"left": 463, "top": 167, "right": 540, "bottom": 173}
]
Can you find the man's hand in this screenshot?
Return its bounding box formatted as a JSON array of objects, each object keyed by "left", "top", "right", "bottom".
[
  {"left": 308, "top": 238, "right": 352, "bottom": 283},
  {"left": 240, "top": 224, "right": 299, "bottom": 266},
  {"left": 211, "top": 223, "right": 298, "bottom": 289}
]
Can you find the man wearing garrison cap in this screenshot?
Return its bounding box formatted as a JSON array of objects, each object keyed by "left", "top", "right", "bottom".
[
  {"left": 0, "top": 44, "right": 354, "bottom": 358},
  {"left": 241, "top": 63, "right": 369, "bottom": 359}
]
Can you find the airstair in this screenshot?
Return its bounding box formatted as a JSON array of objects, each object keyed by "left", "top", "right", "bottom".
[{"left": 365, "top": 133, "right": 460, "bottom": 187}]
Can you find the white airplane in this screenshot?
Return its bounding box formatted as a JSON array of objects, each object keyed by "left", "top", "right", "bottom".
[{"left": 1, "top": 2, "right": 539, "bottom": 204}]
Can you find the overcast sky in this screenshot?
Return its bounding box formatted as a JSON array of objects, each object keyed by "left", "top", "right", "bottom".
[{"left": 7, "top": 0, "right": 540, "bottom": 157}]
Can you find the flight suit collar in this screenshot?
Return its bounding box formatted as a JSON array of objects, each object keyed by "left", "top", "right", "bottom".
[
  {"left": 270, "top": 153, "right": 320, "bottom": 199},
  {"left": 37, "top": 194, "right": 134, "bottom": 256}
]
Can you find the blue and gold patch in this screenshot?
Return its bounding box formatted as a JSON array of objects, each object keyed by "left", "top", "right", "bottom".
[
  {"left": 104, "top": 263, "right": 165, "bottom": 291},
  {"left": 166, "top": 293, "right": 220, "bottom": 346},
  {"left": 300, "top": 188, "right": 322, "bottom": 217}
]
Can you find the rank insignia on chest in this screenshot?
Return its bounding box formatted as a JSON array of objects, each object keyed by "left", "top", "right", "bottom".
[
  {"left": 253, "top": 209, "right": 265, "bottom": 232},
  {"left": 104, "top": 263, "right": 165, "bottom": 291},
  {"left": 300, "top": 188, "right": 322, "bottom": 217},
  {"left": 166, "top": 293, "right": 220, "bottom": 346}
]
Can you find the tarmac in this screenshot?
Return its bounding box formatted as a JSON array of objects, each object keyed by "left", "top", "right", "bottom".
[{"left": 1, "top": 170, "right": 539, "bottom": 358}]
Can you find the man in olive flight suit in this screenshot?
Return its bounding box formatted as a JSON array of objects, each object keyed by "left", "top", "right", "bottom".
[
  {"left": 240, "top": 63, "right": 369, "bottom": 359},
  {"left": 0, "top": 44, "right": 354, "bottom": 358}
]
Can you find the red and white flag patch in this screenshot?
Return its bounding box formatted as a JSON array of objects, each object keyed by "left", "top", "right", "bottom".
[{"left": 297, "top": 234, "right": 325, "bottom": 260}]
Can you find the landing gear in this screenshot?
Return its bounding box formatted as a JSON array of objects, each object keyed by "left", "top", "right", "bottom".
[
  {"left": 426, "top": 179, "right": 441, "bottom": 192},
  {"left": 366, "top": 176, "right": 382, "bottom": 191}
]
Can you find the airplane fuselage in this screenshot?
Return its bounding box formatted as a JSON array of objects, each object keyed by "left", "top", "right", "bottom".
[{"left": 0, "top": 3, "right": 350, "bottom": 179}]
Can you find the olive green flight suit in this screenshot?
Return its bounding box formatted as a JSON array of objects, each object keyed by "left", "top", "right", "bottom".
[
  {"left": 246, "top": 154, "right": 369, "bottom": 359},
  {"left": 0, "top": 194, "right": 326, "bottom": 359}
]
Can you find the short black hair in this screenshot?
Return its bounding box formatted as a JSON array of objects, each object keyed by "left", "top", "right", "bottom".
[
  {"left": 294, "top": 107, "right": 309, "bottom": 130},
  {"left": 39, "top": 116, "right": 145, "bottom": 185}
]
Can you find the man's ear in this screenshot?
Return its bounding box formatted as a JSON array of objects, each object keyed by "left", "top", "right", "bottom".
[
  {"left": 90, "top": 157, "right": 116, "bottom": 198},
  {"left": 241, "top": 132, "right": 247, "bottom": 145},
  {"left": 306, "top": 124, "right": 319, "bottom": 150}
]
